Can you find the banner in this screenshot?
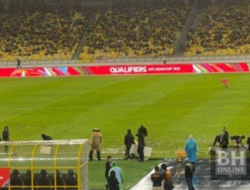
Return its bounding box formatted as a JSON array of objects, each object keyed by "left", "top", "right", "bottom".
[
  {"left": 0, "top": 168, "right": 10, "bottom": 187},
  {"left": 0, "top": 63, "right": 249, "bottom": 77},
  {"left": 85, "top": 64, "right": 193, "bottom": 75}
]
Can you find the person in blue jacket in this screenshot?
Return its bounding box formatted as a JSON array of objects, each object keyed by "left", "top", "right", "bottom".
[{"left": 185, "top": 135, "right": 197, "bottom": 164}]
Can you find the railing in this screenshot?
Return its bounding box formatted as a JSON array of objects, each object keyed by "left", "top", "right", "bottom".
[
  {"left": 1, "top": 53, "right": 250, "bottom": 67},
  {"left": 0, "top": 59, "right": 78, "bottom": 67},
  {"left": 103, "top": 54, "right": 250, "bottom": 63}
]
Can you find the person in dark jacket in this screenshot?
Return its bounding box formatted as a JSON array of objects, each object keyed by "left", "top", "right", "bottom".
[
  {"left": 138, "top": 125, "right": 148, "bottom": 144},
  {"left": 230, "top": 135, "right": 246, "bottom": 150},
  {"left": 247, "top": 135, "right": 250, "bottom": 151},
  {"left": 124, "top": 129, "right": 134, "bottom": 160},
  {"left": 221, "top": 126, "right": 229, "bottom": 149},
  {"left": 247, "top": 135, "right": 250, "bottom": 163},
  {"left": 151, "top": 165, "right": 163, "bottom": 190},
  {"left": 138, "top": 125, "right": 148, "bottom": 137},
  {"left": 105, "top": 156, "right": 113, "bottom": 190},
  {"left": 185, "top": 162, "right": 195, "bottom": 190},
  {"left": 213, "top": 134, "right": 222, "bottom": 146},
  {"left": 2, "top": 126, "right": 10, "bottom": 153},
  {"left": 136, "top": 129, "right": 145, "bottom": 162},
  {"left": 16, "top": 57, "right": 21, "bottom": 69},
  {"left": 108, "top": 171, "right": 119, "bottom": 190},
  {"left": 41, "top": 134, "right": 53, "bottom": 140}
]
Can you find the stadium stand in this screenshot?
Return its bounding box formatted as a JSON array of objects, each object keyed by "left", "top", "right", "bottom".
[
  {"left": 79, "top": 0, "right": 190, "bottom": 62},
  {"left": 2, "top": 0, "right": 250, "bottom": 62},
  {"left": 185, "top": 0, "right": 250, "bottom": 56},
  {"left": 0, "top": 0, "right": 91, "bottom": 61}
]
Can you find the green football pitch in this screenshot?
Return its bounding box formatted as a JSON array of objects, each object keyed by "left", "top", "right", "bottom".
[{"left": 1, "top": 73, "right": 250, "bottom": 189}]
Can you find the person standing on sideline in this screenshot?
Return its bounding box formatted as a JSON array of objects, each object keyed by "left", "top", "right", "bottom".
[
  {"left": 185, "top": 135, "right": 197, "bottom": 164},
  {"left": 105, "top": 156, "right": 113, "bottom": 190},
  {"left": 109, "top": 161, "right": 124, "bottom": 190},
  {"left": 136, "top": 129, "right": 145, "bottom": 162},
  {"left": 124, "top": 129, "right": 134, "bottom": 160},
  {"left": 108, "top": 171, "right": 119, "bottom": 190},
  {"left": 2, "top": 126, "right": 10, "bottom": 153},
  {"left": 247, "top": 134, "right": 250, "bottom": 163},
  {"left": 151, "top": 166, "right": 163, "bottom": 190},
  {"left": 221, "top": 126, "right": 229, "bottom": 149},
  {"left": 138, "top": 125, "right": 148, "bottom": 139},
  {"left": 16, "top": 57, "right": 21, "bottom": 69},
  {"left": 162, "top": 165, "right": 174, "bottom": 190},
  {"left": 185, "top": 162, "right": 195, "bottom": 190},
  {"left": 89, "top": 128, "right": 103, "bottom": 161}
]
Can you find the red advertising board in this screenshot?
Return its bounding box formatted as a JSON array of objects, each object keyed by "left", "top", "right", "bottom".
[
  {"left": 0, "top": 168, "right": 10, "bottom": 187},
  {"left": 0, "top": 63, "right": 249, "bottom": 77},
  {"left": 86, "top": 64, "right": 193, "bottom": 75}
]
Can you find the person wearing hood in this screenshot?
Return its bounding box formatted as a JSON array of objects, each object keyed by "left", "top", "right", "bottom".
[
  {"left": 124, "top": 129, "right": 134, "bottom": 160},
  {"left": 89, "top": 128, "right": 103, "bottom": 161},
  {"left": 109, "top": 161, "right": 124, "bottom": 190},
  {"left": 185, "top": 135, "right": 197, "bottom": 164},
  {"left": 108, "top": 170, "right": 119, "bottom": 190}
]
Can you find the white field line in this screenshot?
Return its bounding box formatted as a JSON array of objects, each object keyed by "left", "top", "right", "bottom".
[{"left": 0, "top": 76, "right": 136, "bottom": 123}]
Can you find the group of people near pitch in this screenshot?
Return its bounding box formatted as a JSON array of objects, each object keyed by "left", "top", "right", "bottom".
[
  {"left": 87, "top": 125, "right": 147, "bottom": 190},
  {"left": 105, "top": 156, "right": 124, "bottom": 190},
  {"left": 88, "top": 125, "right": 147, "bottom": 163},
  {"left": 151, "top": 134, "right": 197, "bottom": 190},
  {"left": 212, "top": 126, "right": 250, "bottom": 151}
]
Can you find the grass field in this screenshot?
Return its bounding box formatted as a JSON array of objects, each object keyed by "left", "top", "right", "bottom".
[{"left": 1, "top": 73, "right": 250, "bottom": 189}]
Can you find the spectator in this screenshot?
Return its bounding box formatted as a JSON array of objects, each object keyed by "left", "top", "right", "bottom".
[
  {"left": 0, "top": 1, "right": 91, "bottom": 61},
  {"left": 16, "top": 57, "right": 21, "bottom": 69},
  {"left": 185, "top": 0, "right": 250, "bottom": 56},
  {"left": 81, "top": 0, "right": 190, "bottom": 61}
]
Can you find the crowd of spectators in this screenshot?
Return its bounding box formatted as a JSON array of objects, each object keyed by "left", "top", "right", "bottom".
[
  {"left": 0, "top": 0, "right": 91, "bottom": 61},
  {"left": 80, "top": 0, "right": 190, "bottom": 62},
  {"left": 185, "top": 0, "right": 250, "bottom": 56}
]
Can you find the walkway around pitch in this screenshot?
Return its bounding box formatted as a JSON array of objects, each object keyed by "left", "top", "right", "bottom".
[{"left": 130, "top": 159, "right": 250, "bottom": 190}]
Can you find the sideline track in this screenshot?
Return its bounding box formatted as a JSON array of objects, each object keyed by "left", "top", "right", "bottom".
[{"left": 130, "top": 159, "right": 250, "bottom": 190}]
